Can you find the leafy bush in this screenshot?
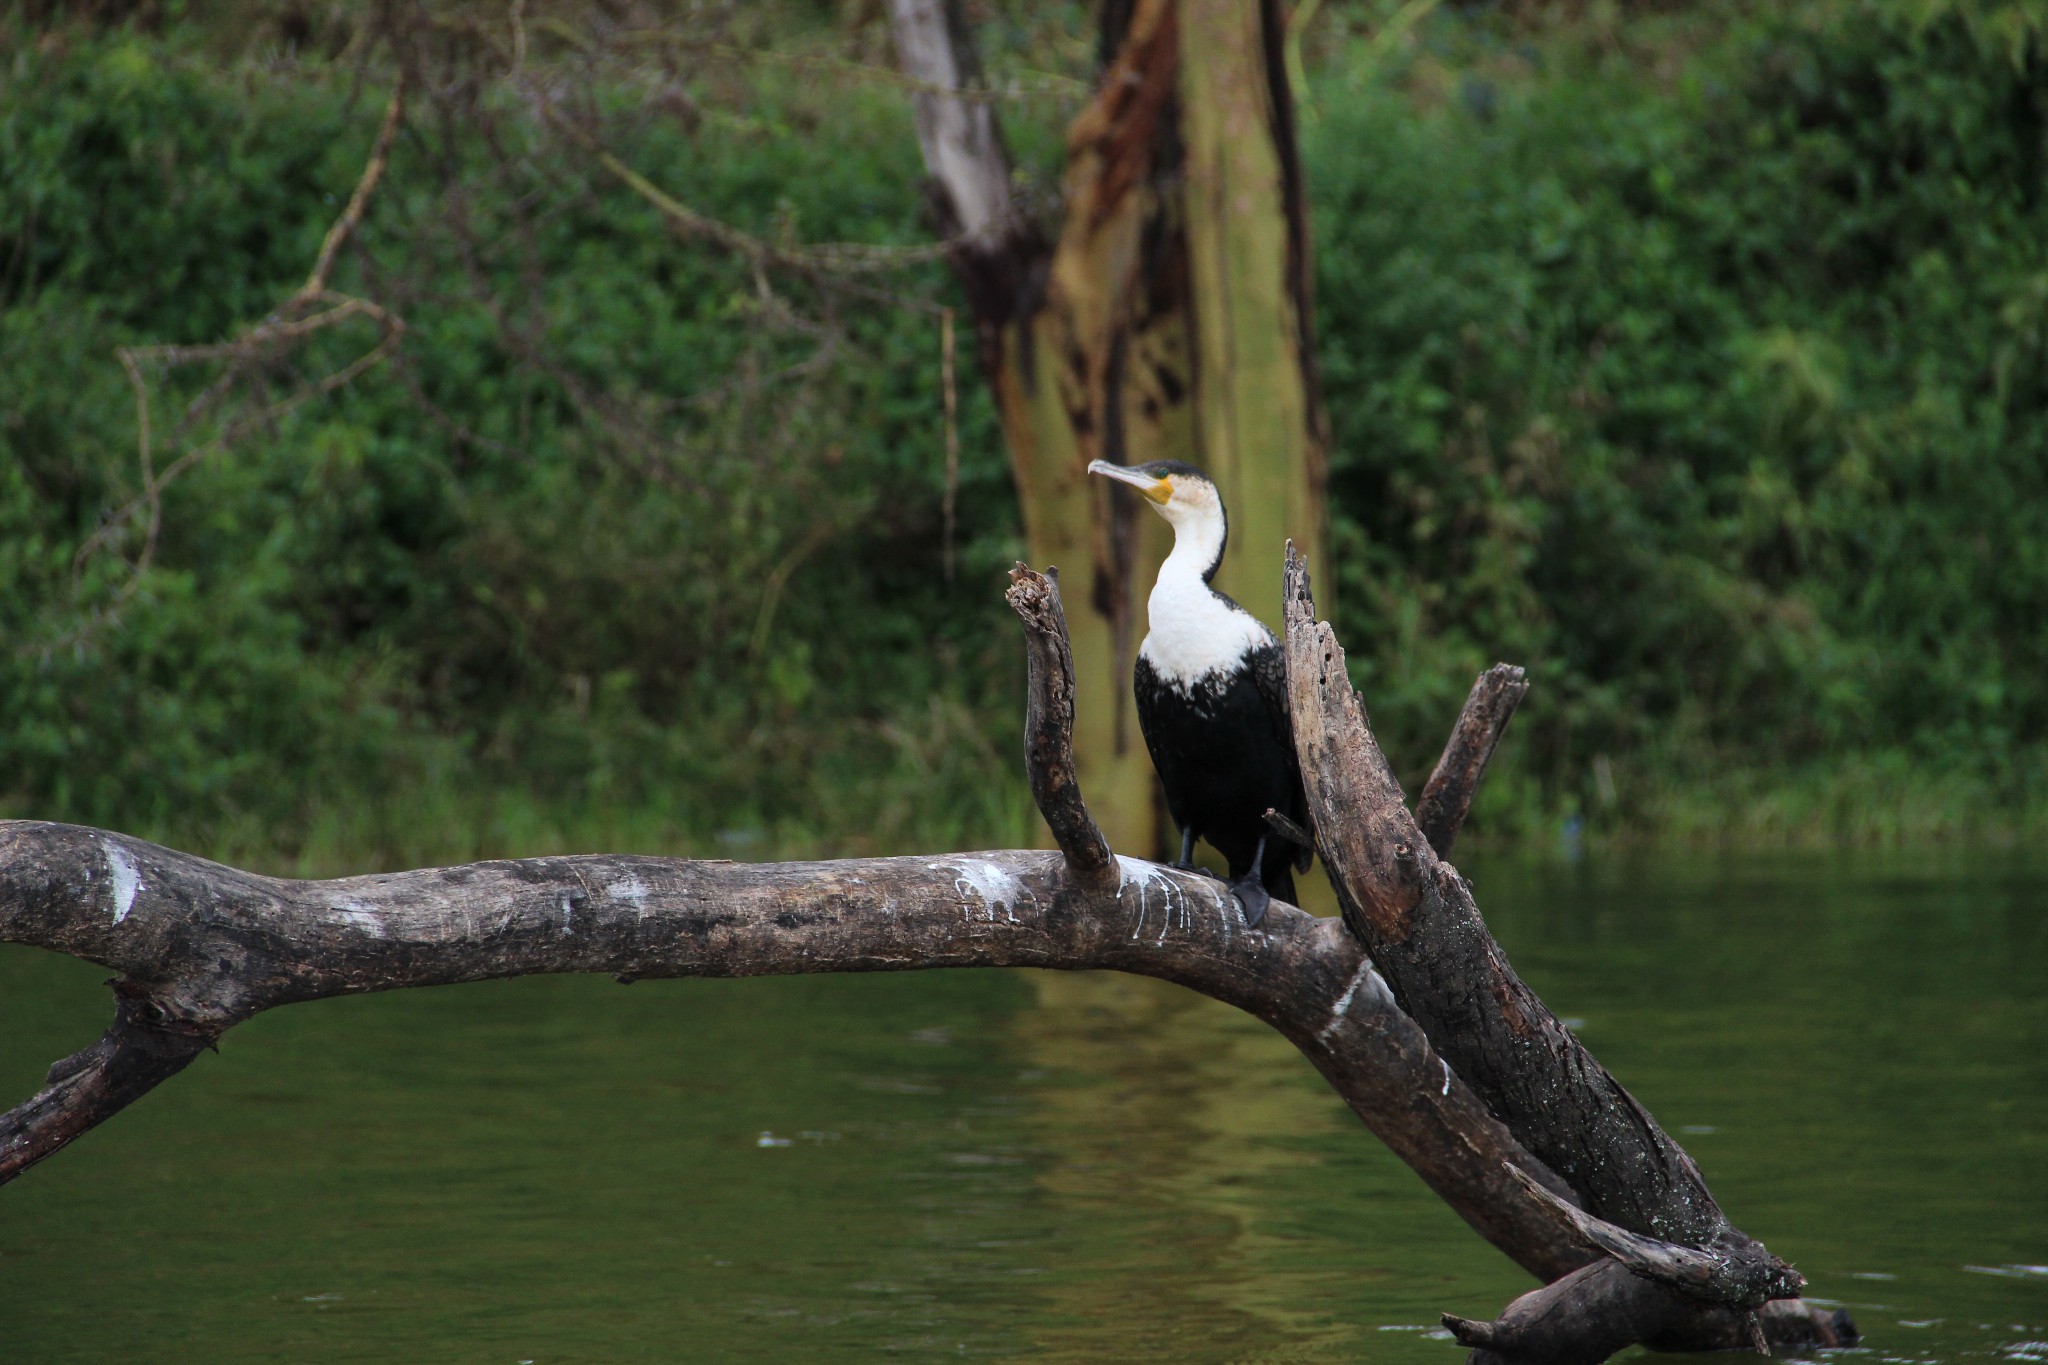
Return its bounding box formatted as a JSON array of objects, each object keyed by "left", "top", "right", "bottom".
[
  {"left": 4, "top": 4, "right": 2044, "bottom": 863},
  {"left": 0, "top": 33, "right": 1025, "bottom": 870},
  {"left": 1309, "top": 0, "right": 2048, "bottom": 836}
]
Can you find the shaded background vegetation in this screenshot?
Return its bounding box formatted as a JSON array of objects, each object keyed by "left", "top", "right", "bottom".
[{"left": 3, "top": 0, "right": 2044, "bottom": 870}]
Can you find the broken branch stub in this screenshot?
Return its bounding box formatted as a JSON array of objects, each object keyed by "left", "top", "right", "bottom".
[
  {"left": 1006, "top": 564, "right": 1116, "bottom": 888},
  {"left": 1278, "top": 541, "right": 1802, "bottom": 1312},
  {"left": 1414, "top": 663, "right": 1528, "bottom": 860}
]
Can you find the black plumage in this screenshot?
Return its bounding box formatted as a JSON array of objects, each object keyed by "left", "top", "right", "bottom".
[{"left": 1135, "top": 640, "right": 1310, "bottom": 910}]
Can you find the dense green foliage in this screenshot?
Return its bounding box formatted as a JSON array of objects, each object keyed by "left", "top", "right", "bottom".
[
  {"left": 0, "top": 34, "right": 1029, "bottom": 869},
  {"left": 1313, "top": 0, "right": 2048, "bottom": 838},
  {"left": 3, "top": 3, "right": 2044, "bottom": 867}
]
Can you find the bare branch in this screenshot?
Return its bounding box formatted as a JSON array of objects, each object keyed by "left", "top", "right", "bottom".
[
  {"left": 1414, "top": 663, "right": 1528, "bottom": 858},
  {"left": 29, "top": 84, "right": 411, "bottom": 661},
  {"left": 885, "top": 0, "right": 1024, "bottom": 245},
  {"left": 0, "top": 817, "right": 1567, "bottom": 1281},
  {"left": 1502, "top": 1165, "right": 1751, "bottom": 1302},
  {"left": 1280, "top": 541, "right": 1804, "bottom": 1319},
  {"left": 615, "top": 28, "right": 1088, "bottom": 105},
  {"left": 940, "top": 308, "right": 960, "bottom": 580},
  {"left": 306, "top": 80, "right": 406, "bottom": 296},
  {"left": 1, "top": 986, "right": 215, "bottom": 1185},
  {"left": 1006, "top": 565, "right": 1116, "bottom": 887},
  {"left": 2, "top": 553, "right": 1849, "bottom": 1361},
  {"left": 0, "top": 572, "right": 1589, "bottom": 1285},
  {"left": 559, "top": 120, "right": 962, "bottom": 275}
]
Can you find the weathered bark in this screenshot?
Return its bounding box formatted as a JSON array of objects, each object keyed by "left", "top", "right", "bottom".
[
  {"left": 1007, "top": 564, "right": 1117, "bottom": 891},
  {"left": 1415, "top": 663, "right": 1529, "bottom": 858},
  {"left": 0, "top": 563, "right": 1851, "bottom": 1362},
  {"left": 1279, "top": 544, "right": 1840, "bottom": 1361},
  {"left": 887, "top": 0, "right": 1328, "bottom": 857},
  {"left": 0, "top": 570, "right": 1560, "bottom": 1274}
]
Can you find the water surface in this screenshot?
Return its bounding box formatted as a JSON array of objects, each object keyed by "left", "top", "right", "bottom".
[{"left": 0, "top": 849, "right": 2041, "bottom": 1361}]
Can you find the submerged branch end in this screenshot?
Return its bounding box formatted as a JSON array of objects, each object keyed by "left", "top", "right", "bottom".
[
  {"left": 1443, "top": 1256, "right": 1854, "bottom": 1365},
  {"left": 1503, "top": 1164, "right": 1802, "bottom": 1308}
]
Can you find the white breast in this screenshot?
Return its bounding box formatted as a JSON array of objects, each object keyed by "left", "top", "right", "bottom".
[{"left": 1138, "top": 569, "right": 1273, "bottom": 689}]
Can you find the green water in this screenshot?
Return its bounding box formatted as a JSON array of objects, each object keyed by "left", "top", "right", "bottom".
[{"left": 1, "top": 850, "right": 2042, "bottom": 1362}]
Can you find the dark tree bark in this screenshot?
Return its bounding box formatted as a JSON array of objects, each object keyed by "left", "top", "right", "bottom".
[
  {"left": 1414, "top": 663, "right": 1528, "bottom": 859},
  {"left": 0, "top": 564, "right": 1852, "bottom": 1363},
  {"left": 1279, "top": 544, "right": 1849, "bottom": 1361}
]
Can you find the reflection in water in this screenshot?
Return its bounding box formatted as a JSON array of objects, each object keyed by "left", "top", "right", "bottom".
[
  {"left": 1005, "top": 971, "right": 1363, "bottom": 1361},
  {"left": 0, "top": 850, "right": 2041, "bottom": 1362}
]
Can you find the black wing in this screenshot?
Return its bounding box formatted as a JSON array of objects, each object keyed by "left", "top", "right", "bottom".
[{"left": 1248, "top": 635, "right": 1314, "bottom": 872}]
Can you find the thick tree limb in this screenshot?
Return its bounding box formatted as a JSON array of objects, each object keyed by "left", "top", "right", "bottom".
[
  {"left": 0, "top": 565, "right": 1578, "bottom": 1286},
  {"left": 1278, "top": 542, "right": 1834, "bottom": 1360},
  {"left": 0, "top": 829, "right": 1585, "bottom": 1283},
  {"left": 1, "top": 559, "right": 1850, "bottom": 1362}
]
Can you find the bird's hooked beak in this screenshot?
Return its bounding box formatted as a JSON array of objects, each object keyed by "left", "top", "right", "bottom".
[{"left": 1087, "top": 459, "right": 1174, "bottom": 505}]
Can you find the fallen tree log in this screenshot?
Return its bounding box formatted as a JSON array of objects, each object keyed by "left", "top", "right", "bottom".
[{"left": 0, "top": 565, "right": 1851, "bottom": 1362}]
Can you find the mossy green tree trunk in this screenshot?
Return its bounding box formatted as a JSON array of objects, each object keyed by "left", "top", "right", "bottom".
[{"left": 890, "top": 0, "right": 1328, "bottom": 859}]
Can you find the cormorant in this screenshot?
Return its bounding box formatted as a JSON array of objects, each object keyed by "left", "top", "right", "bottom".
[{"left": 1088, "top": 459, "right": 1312, "bottom": 926}]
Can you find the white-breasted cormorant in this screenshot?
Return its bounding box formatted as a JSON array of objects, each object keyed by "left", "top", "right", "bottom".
[{"left": 1088, "top": 459, "right": 1312, "bottom": 925}]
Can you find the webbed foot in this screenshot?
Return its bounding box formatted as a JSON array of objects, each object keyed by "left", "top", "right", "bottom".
[{"left": 1230, "top": 874, "right": 1270, "bottom": 928}]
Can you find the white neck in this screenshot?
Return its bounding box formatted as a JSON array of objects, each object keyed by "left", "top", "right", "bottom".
[
  {"left": 1139, "top": 507, "right": 1269, "bottom": 687},
  {"left": 1161, "top": 504, "right": 1225, "bottom": 585}
]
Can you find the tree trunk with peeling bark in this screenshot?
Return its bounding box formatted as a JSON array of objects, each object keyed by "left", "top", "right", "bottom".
[
  {"left": 887, "top": 0, "right": 1328, "bottom": 859},
  {"left": 2, "top": 560, "right": 1852, "bottom": 1364}
]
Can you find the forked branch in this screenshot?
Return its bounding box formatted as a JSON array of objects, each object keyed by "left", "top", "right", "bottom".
[
  {"left": 1, "top": 567, "right": 1572, "bottom": 1281},
  {"left": 34, "top": 80, "right": 409, "bottom": 660},
  {"left": 0, "top": 561, "right": 1851, "bottom": 1363},
  {"left": 1279, "top": 542, "right": 1843, "bottom": 1361}
]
